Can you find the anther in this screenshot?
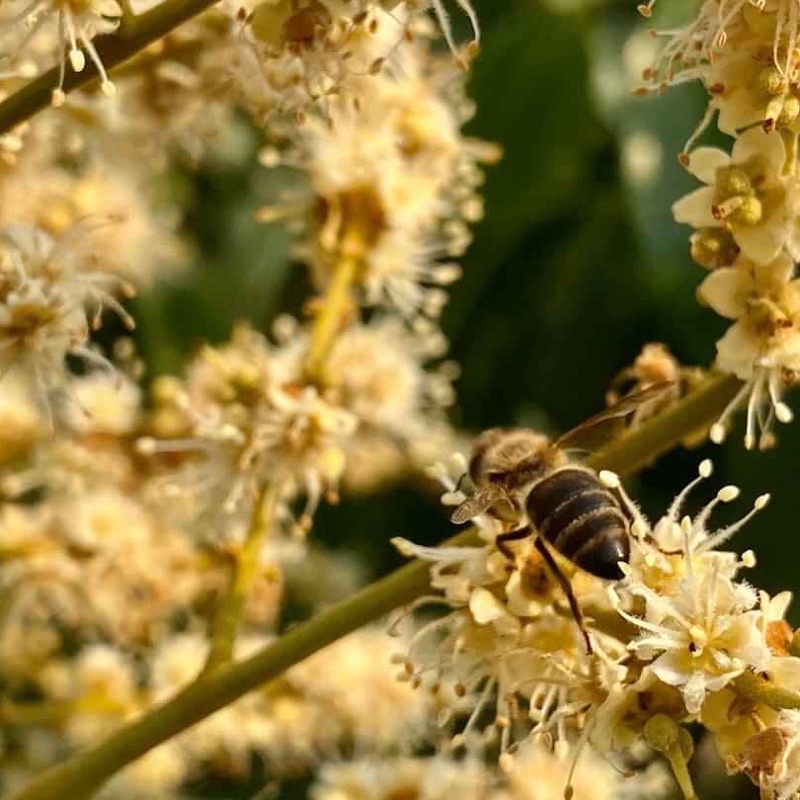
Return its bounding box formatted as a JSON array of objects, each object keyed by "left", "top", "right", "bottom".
[
  {"left": 599, "top": 470, "right": 620, "bottom": 489},
  {"left": 776, "top": 402, "right": 794, "bottom": 423},
  {"left": 709, "top": 423, "right": 726, "bottom": 444},
  {"left": 754, "top": 493, "right": 771, "bottom": 510},
  {"left": 717, "top": 485, "right": 740, "bottom": 502}
]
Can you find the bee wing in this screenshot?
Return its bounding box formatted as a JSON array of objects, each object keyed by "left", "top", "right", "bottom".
[
  {"left": 450, "top": 485, "right": 506, "bottom": 525},
  {"left": 554, "top": 382, "right": 676, "bottom": 453}
]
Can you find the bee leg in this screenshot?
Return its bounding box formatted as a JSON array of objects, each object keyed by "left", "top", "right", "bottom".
[
  {"left": 495, "top": 526, "right": 530, "bottom": 560},
  {"left": 534, "top": 537, "right": 593, "bottom": 656}
]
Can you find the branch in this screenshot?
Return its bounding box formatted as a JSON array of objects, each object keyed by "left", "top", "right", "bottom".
[
  {"left": 203, "top": 483, "right": 279, "bottom": 672},
  {"left": 9, "top": 541, "right": 448, "bottom": 800},
  {"left": 0, "top": 0, "right": 220, "bottom": 136},
  {"left": 9, "top": 372, "right": 742, "bottom": 800}
]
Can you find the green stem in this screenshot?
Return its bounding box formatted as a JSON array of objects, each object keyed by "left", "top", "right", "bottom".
[
  {"left": 204, "top": 484, "right": 278, "bottom": 672},
  {"left": 734, "top": 671, "right": 800, "bottom": 711},
  {"left": 9, "top": 541, "right": 461, "bottom": 800},
  {"left": 583, "top": 372, "right": 740, "bottom": 474},
  {"left": 303, "top": 230, "right": 363, "bottom": 384},
  {"left": 0, "top": 0, "right": 220, "bottom": 135},
  {"left": 9, "top": 372, "right": 742, "bottom": 800}
]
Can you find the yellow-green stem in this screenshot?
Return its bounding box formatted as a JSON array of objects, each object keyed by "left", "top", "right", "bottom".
[
  {"left": 303, "top": 241, "right": 362, "bottom": 383},
  {"left": 0, "top": 0, "right": 220, "bottom": 135},
  {"left": 118, "top": 0, "right": 138, "bottom": 33},
  {"left": 781, "top": 128, "right": 799, "bottom": 176},
  {"left": 8, "top": 372, "right": 744, "bottom": 800},
  {"left": 583, "top": 372, "right": 740, "bottom": 474},
  {"left": 204, "top": 484, "right": 279, "bottom": 672},
  {"left": 734, "top": 671, "right": 800, "bottom": 711},
  {"left": 8, "top": 540, "right": 458, "bottom": 800}
]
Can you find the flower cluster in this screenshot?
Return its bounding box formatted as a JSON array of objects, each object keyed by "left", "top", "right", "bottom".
[
  {"left": 309, "top": 744, "right": 668, "bottom": 800},
  {"left": 0, "top": 1, "right": 491, "bottom": 796},
  {"left": 395, "top": 459, "right": 800, "bottom": 800},
  {"left": 240, "top": 0, "right": 480, "bottom": 122},
  {"left": 641, "top": 0, "right": 800, "bottom": 447},
  {"left": 258, "top": 27, "right": 498, "bottom": 325},
  {"left": 0, "top": 0, "right": 121, "bottom": 103},
  {"left": 132, "top": 21, "right": 493, "bottom": 545},
  {"left": 0, "top": 223, "right": 135, "bottom": 399}
]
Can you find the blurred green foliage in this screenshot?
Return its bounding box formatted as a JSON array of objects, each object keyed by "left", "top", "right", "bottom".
[{"left": 132, "top": 1, "right": 800, "bottom": 794}]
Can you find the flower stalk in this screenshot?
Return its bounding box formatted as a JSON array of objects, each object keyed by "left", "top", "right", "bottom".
[
  {"left": 8, "top": 370, "right": 752, "bottom": 800},
  {"left": 203, "top": 482, "right": 279, "bottom": 672},
  {"left": 734, "top": 672, "right": 800, "bottom": 712},
  {"left": 303, "top": 229, "right": 364, "bottom": 384}
]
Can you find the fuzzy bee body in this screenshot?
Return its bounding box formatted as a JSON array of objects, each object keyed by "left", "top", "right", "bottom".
[
  {"left": 450, "top": 384, "right": 675, "bottom": 652},
  {"left": 452, "top": 384, "right": 674, "bottom": 580},
  {"left": 524, "top": 466, "right": 630, "bottom": 581}
]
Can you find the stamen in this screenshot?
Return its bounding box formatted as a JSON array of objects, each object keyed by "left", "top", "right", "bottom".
[
  {"left": 698, "top": 494, "right": 770, "bottom": 552},
  {"left": 666, "top": 461, "right": 710, "bottom": 521}
]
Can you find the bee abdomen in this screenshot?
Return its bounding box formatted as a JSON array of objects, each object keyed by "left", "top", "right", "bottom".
[
  {"left": 559, "top": 512, "right": 630, "bottom": 580},
  {"left": 526, "top": 467, "right": 608, "bottom": 529},
  {"left": 526, "top": 467, "right": 629, "bottom": 580}
]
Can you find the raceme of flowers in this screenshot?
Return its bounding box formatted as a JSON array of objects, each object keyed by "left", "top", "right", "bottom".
[
  {"left": 0, "top": 2, "right": 493, "bottom": 796},
  {"left": 641, "top": 0, "right": 800, "bottom": 449},
  {"left": 1, "top": 0, "right": 800, "bottom": 799},
  {"left": 395, "top": 458, "right": 799, "bottom": 800}
]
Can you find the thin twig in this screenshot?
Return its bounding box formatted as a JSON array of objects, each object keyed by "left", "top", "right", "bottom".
[
  {"left": 0, "top": 0, "right": 220, "bottom": 135},
  {"left": 204, "top": 483, "right": 279, "bottom": 672}
]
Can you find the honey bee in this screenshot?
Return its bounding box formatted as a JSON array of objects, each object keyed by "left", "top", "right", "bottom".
[{"left": 451, "top": 383, "right": 674, "bottom": 651}]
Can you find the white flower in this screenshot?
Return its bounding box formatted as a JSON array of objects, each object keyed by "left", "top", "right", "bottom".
[
  {"left": 0, "top": 224, "right": 134, "bottom": 401},
  {"left": 0, "top": 0, "right": 122, "bottom": 102},
  {"left": 613, "top": 462, "right": 772, "bottom": 715},
  {"left": 310, "top": 755, "right": 492, "bottom": 800},
  {"left": 673, "top": 128, "right": 798, "bottom": 265},
  {"left": 696, "top": 253, "right": 800, "bottom": 448}
]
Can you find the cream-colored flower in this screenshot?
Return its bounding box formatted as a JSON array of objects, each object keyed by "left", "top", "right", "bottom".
[
  {"left": 63, "top": 373, "right": 142, "bottom": 436},
  {"left": 707, "top": 36, "right": 800, "bottom": 135},
  {"left": 613, "top": 464, "right": 772, "bottom": 715},
  {"left": 141, "top": 323, "right": 357, "bottom": 532},
  {"left": 242, "top": 0, "right": 479, "bottom": 118},
  {"left": 311, "top": 755, "right": 493, "bottom": 800},
  {"left": 325, "top": 317, "right": 455, "bottom": 437},
  {"left": 0, "top": 0, "right": 122, "bottom": 102},
  {"left": 695, "top": 253, "right": 800, "bottom": 447},
  {"left": 630, "top": 572, "right": 767, "bottom": 714},
  {"left": 0, "top": 223, "right": 133, "bottom": 399},
  {"left": 673, "top": 128, "right": 797, "bottom": 265},
  {"left": 259, "top": 32, "right": 496, "bottom": 322}
]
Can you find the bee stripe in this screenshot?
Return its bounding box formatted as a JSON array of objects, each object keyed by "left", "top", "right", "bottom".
[
  {"left": 536, "top": 489, "right": 612, "bottom": 542},
  {"left": 525, "top": 466, "right": 630, "bottom": 580},
  {"left": 551, "top": 508, "right": 626, "bottom": 560},
  {"left": 525, "top": 467, "right": 604, "bottom": 529},
  {"left": 571, "top": 525, "right": 630, "bottom": 580}
]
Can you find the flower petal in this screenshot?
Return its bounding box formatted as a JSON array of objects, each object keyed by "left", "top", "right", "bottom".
[
  {"left": 673, "top": 186, "right": 718, "bottom": 227},
  {"left": 698, "top": 267, "right": 750, "bottom": 319},
  {"left": 716, "top": 321, "right": 759, "bottom": 379},
  {"left": 732, "top": 126, "right": 786, "bottom": 170},
  {"left": 686, "top": 147, "right": 730, "bottom": 183},
  {"left": 733, "top": 222, "right": 784, "bottom": 264}
]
